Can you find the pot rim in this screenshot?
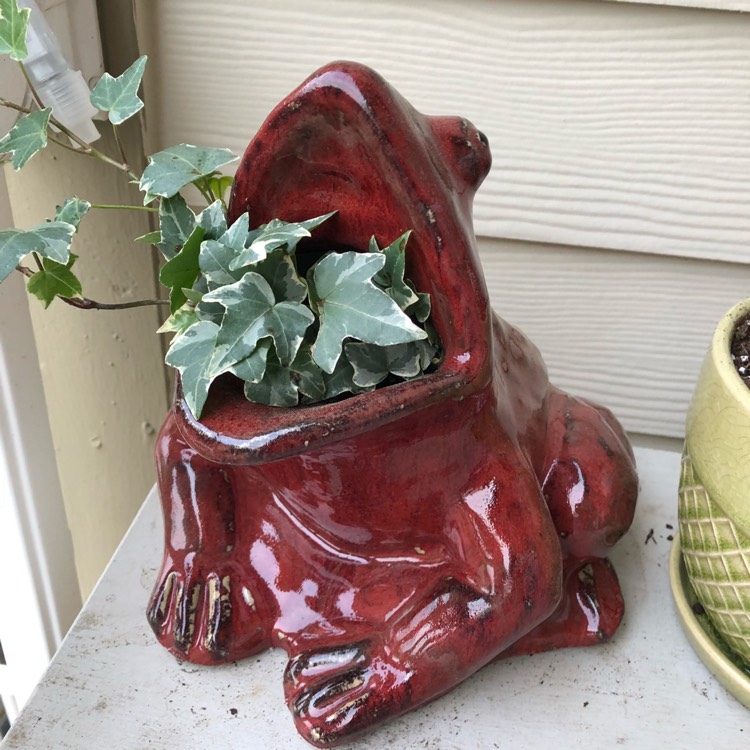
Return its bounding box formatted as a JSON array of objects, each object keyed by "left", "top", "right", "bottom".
[{"left": 711, "top": 297, "right": 750, "bottom": 413}]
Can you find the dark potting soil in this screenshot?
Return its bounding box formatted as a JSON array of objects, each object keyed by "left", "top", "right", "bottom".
[{"left": 731, "top": 311, "right": 750, "bottom": 390}]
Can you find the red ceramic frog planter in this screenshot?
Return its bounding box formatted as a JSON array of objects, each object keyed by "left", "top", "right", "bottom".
[{"left": 148, "top": 62, "right": 638, "bottom": 746}]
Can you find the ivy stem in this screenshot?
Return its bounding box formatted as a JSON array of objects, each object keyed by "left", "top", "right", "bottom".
[
  {"left": 112, "top": 123, "right": 135, "bottom": 177},
  {"left": 16, "top": 265, "right": 169, "bottom": 310},
  {"left": 90, "top": 203, "right": 157, "bottom": 212},
  {"left": 32, "top": 253, "right": 44, "bottom": 272},
  {"left": 18, "top": 62, "right": 45, "bottom": 111},
  {"left": 0, "top": 96, "right": 131, "bottom": 176}
]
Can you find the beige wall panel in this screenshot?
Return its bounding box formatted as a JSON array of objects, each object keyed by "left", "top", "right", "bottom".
[
  {"left": 4, "top": 128, "right": 169, "bottom": 598},
  {"left": 479, "top": 236, "right": 750, "bottom": 438},
  {"left": 608, "top": 1, "right": 750, "bottom": 10},
  {"left": 137, "top": 0, "right": 750, "bottom": 264}
]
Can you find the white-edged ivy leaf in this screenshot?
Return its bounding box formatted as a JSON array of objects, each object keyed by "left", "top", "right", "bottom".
[
  {"left": 344, "top": 341, "right": 425, "bottom": 388},
  {"left": 156, "top": 303, "right": 199, "bottom": 334},
  {"left": 372, "top": 231, "right": 422, "bottom": 310},
  {"left": 89, "top": 55, "right": 147, "bottom": 125},
  {"left": 0, "top": 108, "right": 51, "bottom": 170},
  {"left": 0, "top": 221, "right": 74, "bottom": 282},
  {"left": 26, "top": 256, "right": 82, "bottom": 308},
  {"left": 197, "top": 200, "right": 227, "bottom": 240},
  {"left": 139, "top": 145, "right": 237, "bottom": 203},
  {"left": 290, "top": 344, "right": 325, "bottom": 402},
  {"left": 159, "top": 225, "right": 205, "bottom": 312},
  {"left": 199, "top": 212, "right": 250, "bottom": 288},
  {"left": 310, "top": 251, "right": 427, "bottom": 373},
  {"left": 164, "top": 320, "right": 221, "bottom": 419},
  {"left": 229, "top": 212, "right": 334, "bottom": 271},
  {"left": 0, "top": 0, "right": 30, "bottom": 61},
  {"left": 195, "top": 298, "right": 225, "bottom": 326},
  {"left": 254, "top": 247, "right": 307, "bottom": 303},
  {"left": 322, "top": 353, "right": 373, "bottom": 400},
  {"left": 54, "top": 197, "right": 90, "bottom": 231},
  {"left": 135, "top": 230, "right": 162, "bottom": 244},
  {"left": 409, "top": 289, "right": 431, "bottom": 322},
  {"left": 157, "top": 193, "right": 195, "bottom": 259},
  {"left": 228, "top": 338, "right": 270, "bottom": 384},
  {"left": 203, "top": 271, "right": 314, "bottom": 373},
  {"left": 243, "top": 348, "right": 298, "bottom": 408}
]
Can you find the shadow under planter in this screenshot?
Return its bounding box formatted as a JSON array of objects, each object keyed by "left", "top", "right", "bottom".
[{"left": 147, "top": 61, "right": 639, "bottom": 747}]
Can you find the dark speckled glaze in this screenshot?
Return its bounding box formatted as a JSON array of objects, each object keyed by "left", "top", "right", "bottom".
[{"left": 148, "top": 62, "right": 638, "bottom": 747}]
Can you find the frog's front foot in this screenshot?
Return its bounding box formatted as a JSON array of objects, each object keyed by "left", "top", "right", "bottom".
[{"left": 148, "top": 561, "right": 269, "bottom": 663}]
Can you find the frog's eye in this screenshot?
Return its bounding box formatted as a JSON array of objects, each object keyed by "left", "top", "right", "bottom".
[{"left": 429, "top": 117, "right": 492, "bottom": 193}]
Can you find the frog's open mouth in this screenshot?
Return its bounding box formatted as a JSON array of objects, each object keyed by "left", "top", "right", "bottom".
[{"left": 175, "top": 61, "right": 493, "bottom": 464}]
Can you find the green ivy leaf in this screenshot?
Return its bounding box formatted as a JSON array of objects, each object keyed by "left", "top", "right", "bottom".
[
  {"left": 229, "top": 212, "right": 334, "bottom": 271},
  {"left": 89, "top": 55, "right": 147, "bottom": 125},
  {"left": 203, "top": 271, "right": 315, "bottom": 373},
  {"left": 228, "top": 338, "right": 270, "bottom": 385},
  {"left": 164, "top": 320, "right": 221, "bottom": 419},
  {"left": 54, "top": 197, "right": 90, "bottom": 231},
  {"left": 0, "top": 0, "right": 30, "bottom": 61},
  {"left": 345, "top": 341, "right": 426, "bottom": 388},
  {"left": 135, "top": 230, "right": 162, "bottom": 244},
  {"left": 159, "top": 225, "right": 205, "bottom": 312},
  {"left": 157, "top": 193, "right": 195, "bottom": 259},
  {"left": 26, "top": 255, "right": 82, "bottom": 308},
  {"left": 157, "top": 303, "right": 199, "bottom": 334},
  {"left": 253, "top": 247, "right": 307, "bottom": 303},
  {"left": 322, "top": 353, "right": 373, "bottom": 400},
  {"left": 0, "top": 108, "right": 51, "bottom": 170},
  {"left": 290, "top": 344, "right": 325, "bottom": 402},
  {"left": 206, "top": 174, "right": 233, "bottom": 205},
  {"left": 310, "top": 251, "right": 427, "bottom": 373},
  {"left": 0, "top": 221, "right": 74, "bottom": 282},
  {"left": 199, "top": 212, "right": 250, "bottom": 288},
  {"left": 197, "top": 200, "right": 227, "bottom": 239},
  {"left": 242, "top": 348, "right": 298, "bottom": 408},
  {"left": 140, "top": 145, "right": 237, "bottom": 203}
]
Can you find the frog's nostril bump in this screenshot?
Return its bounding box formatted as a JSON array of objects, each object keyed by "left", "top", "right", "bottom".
[{"left": 477, "top": 130, "right": 489, "bottom": 147}]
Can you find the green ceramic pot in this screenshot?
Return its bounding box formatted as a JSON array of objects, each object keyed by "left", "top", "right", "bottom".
[{"left": 678, "top": 298, "right": 750, "bottom": 668}]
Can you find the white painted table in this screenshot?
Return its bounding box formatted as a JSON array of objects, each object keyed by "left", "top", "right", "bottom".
[{"left": 2, "top": 447, "right": 748, "bottom": 749}]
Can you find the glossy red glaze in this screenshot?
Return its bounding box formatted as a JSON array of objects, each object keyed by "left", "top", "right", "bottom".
[{"left": 148, "top": 62, "right": 638, "bottom": 747}]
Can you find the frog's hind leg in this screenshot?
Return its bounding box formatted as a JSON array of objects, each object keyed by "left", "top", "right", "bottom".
[{"left": 502, "top": 390, "right": 639, "bottom": 657}]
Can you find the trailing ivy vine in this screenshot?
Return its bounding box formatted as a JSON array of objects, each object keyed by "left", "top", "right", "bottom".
[{"left": 0, "top": 1, "right": 441, "bottom": 418}]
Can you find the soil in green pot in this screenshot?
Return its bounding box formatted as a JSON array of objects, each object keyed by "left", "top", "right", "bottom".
[{"left": 732, "top": 312, "right": 750, "bottom": 389}]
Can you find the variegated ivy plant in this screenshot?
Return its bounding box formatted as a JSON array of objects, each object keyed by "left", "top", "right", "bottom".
[{"left": 0, "top": 1, "right": 441, "bottom": 418}]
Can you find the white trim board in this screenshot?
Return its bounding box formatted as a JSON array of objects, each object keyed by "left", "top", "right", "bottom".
[{"left": 607, "top": 1, "right": 750, "bottom": 11}]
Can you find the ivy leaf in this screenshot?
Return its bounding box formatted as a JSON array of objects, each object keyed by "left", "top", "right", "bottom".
[
  {"left": 254, "top": 247, "right": 307, "bottom": 303},
  {"left": 345, "top": 341, "right": 426, "bottom": 388},
  {"left": 203, "top": 271, "right": 315, "bottom": 373},
  {"left": 322, "top": 353, "right": 373, "bottom": 400},
  {"left": 242, "top": 348, "right": 298, "bottom": 408},
  {"left": 135, "top": 230, "right": 162, "bottom": 244},
  {"left": 89, "top": 55, "right": 147, "bottom": 125},
  {"left": 0, "top": 0, "right": 30, "bottom": 61},
  {"left": 157, "top": 303, "right": 199, "bottom": 334},
  {"left": 290, "top": 344, "right": 325, "bottom": 402},
  {"left": 54, "top": 197, "right": 90, "bottom": 231},
  {"left": 26, "top": 254, "right": 82, "bottom": 308},
  {"left": 229, "top": 338, "right": 270, "bottom": 385},
  {"left": 140, "top": 145, "right": 237, "bottom": 203},
  {"left": 157, "top": 193, "right": 195, "bottom": 259},
  {"left": 206, "top": 174, "right": 233, "bottom": 205},
  {"left": 159, "top": 225, "right": 205, "bottom": 312},
  {"left": 197, "top": 200, "right": 227, "bottom": 239},
  {"left": 0, "top": 108, "right": 51, "bottom": 170},
  {"left": 199, "top": 212, "right": 250, "bottom": 288},
  {"left": 310, "top": 251, "right": 427, "bottom": 373},
  {"left": 164, "top": 320, "right": 221, "bottom": 419},
  {"left": 0, "top": 221, "right": 74, "bottom": 282},
  {"left": 229, "top": 212, "right": 334, "bottom": 271}
]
